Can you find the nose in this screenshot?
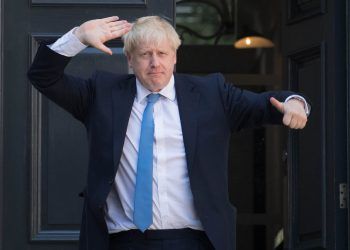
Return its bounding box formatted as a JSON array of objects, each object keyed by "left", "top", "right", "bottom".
[{"left": 150, "top": 54, "right": 160, "bottom": 68}]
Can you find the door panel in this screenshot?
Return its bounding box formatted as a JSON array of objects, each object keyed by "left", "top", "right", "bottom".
[
  {"left": 286, "top": 44, "right": 326, "bottom": 249},
  {"left": 29, "top": 38, "right": 129, "bottom": 242},
  {"left": 2, "top": 1, "right": 175, "bottom": 249},
  {"left": 282, "top": 0, "right": 347, "bottom": 249},
  {"left": 348, "top": 0, "right": 350, "bottom": 245}
]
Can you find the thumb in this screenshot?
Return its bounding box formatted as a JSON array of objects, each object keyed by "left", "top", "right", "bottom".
[
  {"left": 96, "top": 42, "right": 113, "bottom": 55},
  {"left": 270, "top": 97, "right": 284, "bottom": 113}
]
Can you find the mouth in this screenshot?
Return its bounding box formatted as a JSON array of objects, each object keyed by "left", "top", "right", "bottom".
[{"left": 148, "top": 72, "right": 163, "bottom": 76}]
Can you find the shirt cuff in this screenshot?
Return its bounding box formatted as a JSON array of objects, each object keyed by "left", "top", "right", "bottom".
[
  {"left": 284, "top": 95, "right": 311, "bottom": 116},
  {"left": 48, "top": 27, "right": 87, "bottom": 57}
]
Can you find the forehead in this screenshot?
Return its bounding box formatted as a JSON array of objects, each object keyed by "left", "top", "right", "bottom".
[{"left": 134, "top": 39, "right": 174, "bottom": 52}]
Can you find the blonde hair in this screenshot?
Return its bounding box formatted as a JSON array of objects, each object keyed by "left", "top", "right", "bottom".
[{"left": 122, "top": 16, "right": 181, "bottom": 55}]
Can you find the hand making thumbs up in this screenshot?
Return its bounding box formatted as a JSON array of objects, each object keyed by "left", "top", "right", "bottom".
[{"left": 270, "top": 97, "right": 308, "bottom": 129}]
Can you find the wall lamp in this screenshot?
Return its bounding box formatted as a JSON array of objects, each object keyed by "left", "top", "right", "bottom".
[{"left": 176, "top": 0, "right": 274, "bottom": 49}]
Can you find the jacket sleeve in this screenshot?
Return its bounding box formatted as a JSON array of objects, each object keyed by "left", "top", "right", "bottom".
[
  {"left": 216, "top": 73, "right": 295, "bottom": 132},
  {"left": 27, "top": 42, "right": 95, "bottom": 123}
]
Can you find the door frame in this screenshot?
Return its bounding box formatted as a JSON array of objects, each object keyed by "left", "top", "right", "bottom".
[
  {"left": 347, "top": 0, "right": 350, "bottom": 247},
  {"left": 0, "top": 0, "right": 4, "bottom": 248},
  {"left": 0, "top": 1, "right": 348, "bottom": 249}
]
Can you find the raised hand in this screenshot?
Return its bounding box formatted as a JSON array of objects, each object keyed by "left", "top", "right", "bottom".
[
  {"left": 270, "top": 97, "right": 308, "bottom": 129},
  {"left": 74, "top": 16, "right": 132, "bottom": 55}
]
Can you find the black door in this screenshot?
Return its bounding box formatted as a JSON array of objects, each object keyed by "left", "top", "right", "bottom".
[
  {"left": 1, "top": 1, "right": 175, "bottom": 249},
  {"left": 282, "top": 0, "right": 347, "bottom": 249}
]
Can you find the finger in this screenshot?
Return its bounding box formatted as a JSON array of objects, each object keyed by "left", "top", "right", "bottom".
[
  {"left": 270, "top": 97, "right": 284, "bottom": 113},
  {"left": 289, "top": 118, "right": 298, "bottom": 129},
  {"left": 292, "top": 115, "right": 308, "bottom": 129},
  {"left": 95, "top": 43, "right": 113, "bottom": 55},
  {"left": 111, "top": 25, "right": 132, "bottom": 37},
  {"left": 103, "top": 16, "right": 119, "bottom": 23},
  {"left": 296, "top": 122, "right": 304, "bottom": 129},
  {"left": 302, "top": 117, "right": 308, "bottom": 128},
  {"left": 110, "top": 22, "right": 131, "bottom": 32},
  {"left": 283, "top": 113, "right": 292, "bottom": 126},
  {"left": 111, "top": 29, "right": 130, "bottom": 36},
  {"left": 293, "top": 114, "right": 307, "bottom": 128},
  {"left": 108, "top": 20, "right": 129, "bottom": 28},
  {"left": 297, "top": 117, "right": 307, "bottom": 129}
]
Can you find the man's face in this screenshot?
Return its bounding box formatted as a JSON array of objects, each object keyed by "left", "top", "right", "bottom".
[{"left": 127, "top": 39, "right": 177, "bottom": 92}]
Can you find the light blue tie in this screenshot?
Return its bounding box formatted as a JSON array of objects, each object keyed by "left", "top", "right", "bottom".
[{"left": 133, "top": 93, "right": 160, "bottom": 232}]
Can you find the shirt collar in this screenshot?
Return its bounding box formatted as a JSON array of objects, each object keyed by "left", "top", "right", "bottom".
[{"left": 136, "top": 75, "right": 176, "bottom": 103}]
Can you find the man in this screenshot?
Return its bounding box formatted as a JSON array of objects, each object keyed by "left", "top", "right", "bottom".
[{"left": 28, "top": 16, "right": 309, "bottom": 250}]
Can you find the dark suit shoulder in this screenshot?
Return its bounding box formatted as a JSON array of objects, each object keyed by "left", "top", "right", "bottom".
[
  {"left": 93, "top": 70, "right": 134, "bottom": 83},
  {"left": 92, "top": 71, "right": 135, "bottom": 88},
  {"left": 175, "top": 72, "right": 224, "bottom": 84},
  {"left": 174, "top": 73, "right": 226, "bottom": 93}
]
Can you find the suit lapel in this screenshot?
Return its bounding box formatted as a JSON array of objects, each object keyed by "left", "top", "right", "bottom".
[
  {"left": 112, "top": 76, "right": 136, "bottom": 171},
  {"left": 175, "top": 74, "right": 200, "bottom": 176}
]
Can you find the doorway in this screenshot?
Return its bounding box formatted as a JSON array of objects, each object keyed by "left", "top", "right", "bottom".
[
  {"left": 176, "top": 0, "right": 348, "bottom": 249},
  {"left": 0, "top": 0, "right": 348, "bottom": 249},
  {"left": 176, "top": 0, "right": 285, "bottom": 249}
]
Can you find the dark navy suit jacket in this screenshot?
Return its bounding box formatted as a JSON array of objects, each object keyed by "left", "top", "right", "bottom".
[{"left": 28, "top": 43, "right": 294, "bottom": 250}]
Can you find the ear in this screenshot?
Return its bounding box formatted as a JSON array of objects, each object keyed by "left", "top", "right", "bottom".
[{"left": 126, "top": 52, "right": 133, "bottom": 68}]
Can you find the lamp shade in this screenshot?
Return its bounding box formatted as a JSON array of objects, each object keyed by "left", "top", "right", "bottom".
[
  {"left": 234, "top": 35, "right": 274, "bottom": 49},
  {"left": 234, "top": 26, "right": 274, "bottom": 49}
]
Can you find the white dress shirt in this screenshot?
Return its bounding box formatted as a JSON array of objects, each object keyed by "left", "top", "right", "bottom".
[
  {"left": 105, "top": 78, "right": 204, "bottom": 232},
  {"left": 49, "top": 28, "right": 204, "bottom": 233}
]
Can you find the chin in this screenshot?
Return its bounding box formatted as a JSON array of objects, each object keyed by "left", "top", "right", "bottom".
[{"left": 146, "top": 82, "right": 167, "bottom": 91}]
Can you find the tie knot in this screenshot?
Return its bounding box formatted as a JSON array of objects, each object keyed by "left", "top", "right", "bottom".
[{"left": 147, "top": 93, "right": 160, "bottom": 103}]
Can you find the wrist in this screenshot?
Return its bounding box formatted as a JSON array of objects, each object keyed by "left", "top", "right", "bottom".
[
  {"left": 285, "top": 95, "right": 311, "bottom": 116},
  {"left": 73, "top": 27, "right": 87, "bottom": 45}
]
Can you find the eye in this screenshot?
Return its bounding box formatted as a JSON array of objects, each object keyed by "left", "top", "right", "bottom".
[{"left": 139, "top": 52, "right": 150, "bottom": 58}]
